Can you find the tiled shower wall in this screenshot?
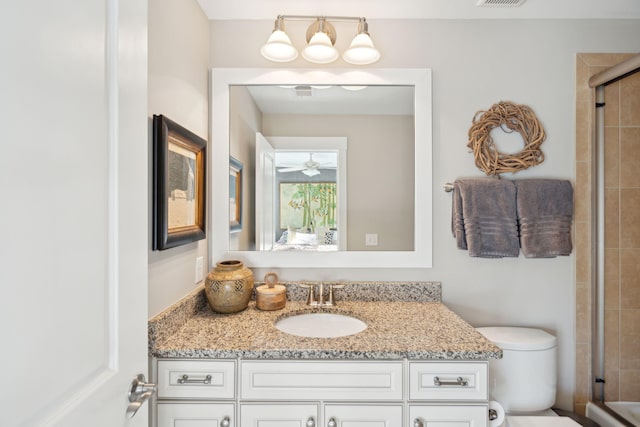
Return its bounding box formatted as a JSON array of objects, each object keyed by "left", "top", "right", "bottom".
[{"left": 575, "top": 53, "right": 640, "bottom": 414}]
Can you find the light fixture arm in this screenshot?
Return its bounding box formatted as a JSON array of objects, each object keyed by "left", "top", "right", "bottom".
[{"left": 276, "top": 15, "right": 367, "bottom": 24}]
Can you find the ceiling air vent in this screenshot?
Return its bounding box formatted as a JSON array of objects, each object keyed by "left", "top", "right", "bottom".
[
  {"left": 476, "top": 0, "right": 527, "bottom": 6},
  {"left": 295, "top": 85, "right": 313, "bottom": 97}
]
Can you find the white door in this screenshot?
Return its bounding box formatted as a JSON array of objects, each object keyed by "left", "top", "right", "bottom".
[
  {"left": 255, "top": 133, "right": 276, "bottom": 250},
  {"left": 0, "top": 0, "right": 149, "bottom": 426}
]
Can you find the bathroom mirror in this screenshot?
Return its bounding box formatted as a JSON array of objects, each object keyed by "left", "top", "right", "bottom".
[{"left": 211, "top": 68, "right": 432, "bottom": 268}]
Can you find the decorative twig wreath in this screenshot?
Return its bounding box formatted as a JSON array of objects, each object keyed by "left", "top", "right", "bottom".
[{"left": 467, "top": 101, "right": 546, "bottom": 176}]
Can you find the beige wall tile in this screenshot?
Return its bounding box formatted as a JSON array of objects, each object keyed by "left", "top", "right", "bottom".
[
  {"left": 604, "top": 249, "right": 620, "bottom": 310},
  {"left": 575, "top": 221, "right": 590, "bottom": 284},
  {"left": 604, "top": 367, "right": 620, "bottom": 401},
  {"left": 620, "top": 309, "right": 640, "bottom": 370},
  {"left": 620, "top": 189, "right": 640, "bottom": 248},
  {"left": 620, "top": 369, "right": 640, "bottom": 401},
  {"left": 605, "top": 309, "right": 620, "bottom": 370},
  {"left": 620, "top": 249, "right": 640, "bottom": 309},
  {"left": 575, "top": 162, "right": 590, "bottom": 223},
  {"left": 604, "top": 82, "right": 620, "bottom": 127},
  {"left": 576, "top": 58, "right": 591, "bottom": 103},
  {"left": 575, "top": 100, "right": 590, "bottom": 162},
  {"left": 604, "top": 126, "right": 620, "bottom": 189},
  {"left": 604, "top": 189, "right": 620, "bottom": 249},
  {"left": 575, "top": 342, "right": 591, "bottom": 405},
  {"left": 620, "top": 71, "right": 640, "bottom": 126},
  {"left": 620, "top": 128, "right": 640, "bottom": 188},
  {"left": 576, "top": 282, "right": 591, "bottom": 344}
]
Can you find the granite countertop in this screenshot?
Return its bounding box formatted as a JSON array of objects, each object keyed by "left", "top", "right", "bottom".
[{"left": 149, "top": 281, "right": 502, "bottom": 361}]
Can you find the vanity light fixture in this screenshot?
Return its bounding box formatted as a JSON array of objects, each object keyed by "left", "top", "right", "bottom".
[{"left": 261, "top": 15, "right": 381, "bottom": 65}]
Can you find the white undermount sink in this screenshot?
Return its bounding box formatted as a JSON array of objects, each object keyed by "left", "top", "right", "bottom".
[{"left": 275, "top": 312, "right": 367, "bottom": 338}]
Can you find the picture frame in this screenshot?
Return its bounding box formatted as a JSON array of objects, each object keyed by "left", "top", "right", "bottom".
[
  {"left": 152, "top": 114, "right": 206, "bottom": 250},
  {"left": 229, "top": 156, "right": 243, "bottom": 233}
]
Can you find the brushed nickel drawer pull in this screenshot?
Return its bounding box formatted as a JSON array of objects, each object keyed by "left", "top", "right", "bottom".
[
  {"left": 433, "top": 376, "right": 468, "bottom": 386},
  {"left": 177, "top": 374, "right": 212, "bottom": 384}
]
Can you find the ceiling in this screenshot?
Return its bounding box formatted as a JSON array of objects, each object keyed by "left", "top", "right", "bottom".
[
  {"left": 246, "top": 85, "right": 414, "bottom": 115},
  {"left": 197, "top": 0, "right": 640, "bottom": 20}
]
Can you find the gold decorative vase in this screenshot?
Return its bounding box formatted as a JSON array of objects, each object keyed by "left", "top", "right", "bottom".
[{"left": 205, "top": 260, "right": 254, "bottom": 313}]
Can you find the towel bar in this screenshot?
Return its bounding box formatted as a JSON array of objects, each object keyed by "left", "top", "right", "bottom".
[{"left": 443, "top": 182, "right": 454, "bottom": 192}]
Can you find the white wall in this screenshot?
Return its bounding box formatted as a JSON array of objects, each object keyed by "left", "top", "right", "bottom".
[
  {"left": 209, "top": 19, "right": 640, "bottom": 410},
  {"left": 148, "top": 0, "right": 210, "bottom": 317}
]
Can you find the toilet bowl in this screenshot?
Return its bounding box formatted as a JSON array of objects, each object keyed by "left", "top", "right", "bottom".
[{"left": 477, "top": 327, "right": 581, "bottom": 427}]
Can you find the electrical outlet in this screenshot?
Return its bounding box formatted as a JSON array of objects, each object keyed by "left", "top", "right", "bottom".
[
  {"left": 365, "top": 233, "right": 378, "bottom": 246},
  {"left": 195, "top": 256, "right": 204, "bottom": 284}
]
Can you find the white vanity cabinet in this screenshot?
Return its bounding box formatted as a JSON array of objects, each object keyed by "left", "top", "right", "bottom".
[{"left": 152, "top": 359, "right": 488, "bottom": 427}]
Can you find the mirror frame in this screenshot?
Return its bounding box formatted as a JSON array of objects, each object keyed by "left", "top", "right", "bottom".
[{"left": 211, "top": 68, "right": 432, "bottom": 268}]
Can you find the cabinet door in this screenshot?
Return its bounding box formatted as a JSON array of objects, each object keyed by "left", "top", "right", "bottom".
[
  {"left": 324, "top": 404, "right": 403, "bottom": 427},
  {"left": 157, "top": 403, "right": 234, "bottom": 427},
  {"left": 240, "top": 403, "right": 319, "bottom": 427},
  {"left": 410, "top": 405, "right": 487, "bottom": 427}
]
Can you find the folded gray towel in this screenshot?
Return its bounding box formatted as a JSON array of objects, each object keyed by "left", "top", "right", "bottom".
[
  {"left": 452, "top": 178, "right": 519, "bottom": 258},
  {"left": 515, "top": 179, "right": 573, "bottom": 258}
]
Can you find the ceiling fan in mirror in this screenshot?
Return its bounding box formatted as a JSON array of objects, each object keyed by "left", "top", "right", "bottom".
[{"left": 277, "top": 153, "right": 334, "bottom": 177}]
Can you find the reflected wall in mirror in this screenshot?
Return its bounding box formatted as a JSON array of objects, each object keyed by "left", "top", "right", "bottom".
[{"left": 211, "top": 69, "right": 432, "bottom": 268}]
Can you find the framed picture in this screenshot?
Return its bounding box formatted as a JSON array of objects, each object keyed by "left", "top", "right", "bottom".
[
  {"left": 229, "top": 156, "right": 243, "bottom": 233},
  {"left": 152, "top": 114, "right": 206, "bottom": 250}
]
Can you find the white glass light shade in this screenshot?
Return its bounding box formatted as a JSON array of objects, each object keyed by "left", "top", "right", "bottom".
[
  {"left": 261, "top": 30, "right": 298, "bottom": 62},
  {"left": 342, "top": 33, "right": 380, "bottom": 65},
  {"left": 302, "top": 32, "right": 339, "bottom": 64},
  {"left": 302, "top": 168, "right": 321, "bottom": 177}
]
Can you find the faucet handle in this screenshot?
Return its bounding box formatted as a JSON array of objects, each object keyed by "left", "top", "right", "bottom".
[
  {"left": 326, "top": 283, "right": 344, "bottom": 306},
  {"left": 300, "top": 283, "right": 317, "bottom": 305}
]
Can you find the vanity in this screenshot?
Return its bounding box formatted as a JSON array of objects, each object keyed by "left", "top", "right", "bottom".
[{"left": 148, "top": 282, "right": 502, "bottom": 427}]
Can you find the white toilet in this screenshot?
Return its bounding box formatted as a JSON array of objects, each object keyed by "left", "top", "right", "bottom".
[{"left": 477, "top": 327, "right": 581, "bottom": 427}]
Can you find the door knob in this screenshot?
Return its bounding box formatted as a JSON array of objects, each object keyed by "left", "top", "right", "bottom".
[{"left": 126, "top": 374, "right": 157, "bottom": 418}]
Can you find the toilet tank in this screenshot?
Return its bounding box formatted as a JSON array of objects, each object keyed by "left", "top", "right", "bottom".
[{"left": 477, "top": 327, "right": 557, "bottom": 414}]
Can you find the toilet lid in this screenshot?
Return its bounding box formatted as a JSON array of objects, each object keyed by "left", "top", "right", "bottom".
[
  {"left": 477, "top": 327, "right": 557, "bottom": 351},
  {"left": 506, "top": 416, "right": 581, "bottom": 427}
]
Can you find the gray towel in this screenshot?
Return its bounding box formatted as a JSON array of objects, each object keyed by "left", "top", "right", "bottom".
[
  {"left": 515, "top": 179, "right": 573, "bottom": 258},
  {"left": 452, "top": 178, "right": 519, "bottom": 258}
]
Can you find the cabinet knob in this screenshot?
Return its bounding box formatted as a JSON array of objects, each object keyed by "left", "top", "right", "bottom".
[
  {"left": 221, "top": 416, "right": 230, "bottom": 427},
  {"left": 327, "top": 417, "right": 337, "bottom": 427},
  {"left": 306, "top": 416, "right": 316, "bottom": 427},
  {"left": 414, "top": 418, "right": 424, "bottom": 427}
]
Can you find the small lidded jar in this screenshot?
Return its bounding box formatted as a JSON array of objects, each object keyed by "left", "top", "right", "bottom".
[{"left": 255, "top": 272, "right": 286, "bottom": 311}]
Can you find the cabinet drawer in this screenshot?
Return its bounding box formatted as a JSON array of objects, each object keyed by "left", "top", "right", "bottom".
[
  {"left": 409, "top": 362, "right": 487, "bottom": 401},
  {"left": 240, "top": 403, "right": 318, "bottom": 427},
  {"left": 157, "top": 360, "right": 235, "bottom": 399},
  {"left": 240, "top": 361, "right": 403, "bottom": 400},
  {"left": 325, "top": 404, "right": 403, "bottom": 427},
  {"left": 410, "top": 404, "right": 488, "bottom": 427},
  {"left": 157, "top": 403, "right": 235, "bottom": 427}
]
